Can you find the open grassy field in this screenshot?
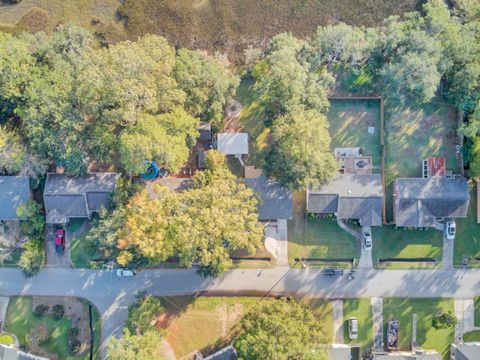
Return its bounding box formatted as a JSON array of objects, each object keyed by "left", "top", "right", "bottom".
[
  {"left": 327, "top": 99, "right": 382, "bottom": 171},
  {"left": 372, "top": 226, "right": 443, "bottom": 268},
  {"left": 343, "top": 299, "right": 373, "bottom": 352},
  {"left": 288, "top": 191, "right": 360, "bottom": 266},
  {"left": 383, "top": 298, "right": 455, "bottom": 359},
  {"left": 454, "top": 184, "right": 480, "bottom": 267},
  {"left": 384, "top": 97, "right": 460, "bottom": 221},
  {"left": 157, "top": 296, "right": 333, "bottom": 358}
]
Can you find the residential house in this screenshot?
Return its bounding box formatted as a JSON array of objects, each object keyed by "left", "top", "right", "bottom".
[
  {"left": 43, "top": 173, "right": 119, "bottom": 224},
  {"left": 393, "top": 177, "right": 470, "bottom": 228},
  {"left": 450, "top": 342, "right": 480, "bottom": 360},
  {"left": 0, "top": 176, "right": 30, "bottom": 221},
  {"left": 307, "top": 174, "right": 384, "bottom": 227},
  {"left": 198, "top": 345, "right": 237, "bottom": 360},
  {"left": 0, "top": 344, "right": 49, "bottom": 360},
  {"left": 373, "top": 349, "right": 441, "bottom": 360},
  {"left": 216, "top": 133, "right": 248, "bottom": 156}
]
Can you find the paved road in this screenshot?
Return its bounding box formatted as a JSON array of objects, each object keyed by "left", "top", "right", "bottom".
[{"left": 1, "top": 266, "right": 480, "bottom": 357}]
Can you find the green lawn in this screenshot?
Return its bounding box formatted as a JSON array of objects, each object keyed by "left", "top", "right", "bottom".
[
  {"left": 327, "top": 98, "right": 382, "bottom": 172},
  {"left": 475, "top": 297, "right": 480, "bottom": 327},
  {"left": 343, "top": 299, "right": 373, "bottom": 352},
  {"left": 288, "top": 191, "right": 360, "bottom": 266},
  {"left": 69, "top": 220, "right": 104, "bottom": 269},
  {"left": 384, "top": 97, "right": 459, "bottom": 221},
  {"left": 463, "top": 330, "right": 480, "bottom": 342},
  {"left": 383, "top": 298, "right": 454, "bottom": 359},
  {"left": 454, "top": 184, "right": 480, "bottom": 267},
  {"left": 302, "top": 298, "right": 334, "bottom": 343},
  {"left": 3, "top": 296, "right": 99, "bottom": 360},
  {"left": 372, "top": 226, "right": 443, "bottom": 269}
]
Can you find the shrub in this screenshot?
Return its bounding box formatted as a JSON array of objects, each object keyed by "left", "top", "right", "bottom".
[
  {"left": 0, "top": 334, "right": 14, "bottom": 346},
  {"left": 33, "top": 304, "right": 49, "bottom": 316},
  {"left": 69, "top": 339, "right": 81, "bottom": 354},
  {"left": 432, "top": 312, "right": 455, "bottom": 329},
  {"left": 68, "top": 327, "right": 79, "bottom": 341},
  {"left": 19, "top": 238, "right": 44, "bottom": 277},
  {"left": 52, "top": 304, "right": 65, "bottom": 320}
]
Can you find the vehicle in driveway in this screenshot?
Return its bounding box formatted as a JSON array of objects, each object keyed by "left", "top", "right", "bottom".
[
  {"left": 362, "top": 226, "right": 372, "bottom": 250},
  {"left": 321, "top": 268, "right": 344, "bottom": 276},
  {"left": 445, "top": 220, "right": 456, "bottom": 240},
  {"left": 116, "top": 268, "right": 136, "bottom": 277},
  {"left": 348, "top": 317, "right": 358, "bottom": 339},
  {"left": 54, "top": 228, "right": 65, "bottom": 253}
]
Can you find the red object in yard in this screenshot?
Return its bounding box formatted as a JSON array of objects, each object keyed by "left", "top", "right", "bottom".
[
  {"left": 55, "top": 228, "right": 65, "bottom": 253},
  {"left": 426, "top": 157, "right": 446, "bottom": 177}
]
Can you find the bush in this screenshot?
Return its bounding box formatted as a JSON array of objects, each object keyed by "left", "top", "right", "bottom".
[
  {"left": 0, "top": 334, "right": 14, "bottom": 346},
  {"left": 52, "top": 304, "right": 65, "bottom": 320},
  {"left": 19, "top": 238, "right": 44, "bottom": 277},
  {"left": 432, "top": 312, "right": 455, "bottom": 329},
  {"left": 68, "top": 327, "right": 79, "bottom": 341},
  {"left": 33, "top": 304, "right": 49, "bottom": 316},
  {"left": 69, "top": 339, "right": 81, "bottom": 354}
]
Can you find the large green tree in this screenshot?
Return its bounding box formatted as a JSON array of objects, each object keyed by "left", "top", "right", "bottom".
[
  {"left": 174, "top": 49, "right": 240, "bottom": 127},
  {"left": 126, "top": 292, "right": 164, "bottom": 335},
  {"left": 107, "top": 329, "right": 164, "bottom": 360},
  {"left": 266, "top": 110, "right": 337, "bottom": 189},
  {"left": 0, "top": 127, "right": 26, "bottom": 174},
  {"left": 235, "top": 299, "right": 326, "bottom": 360}
]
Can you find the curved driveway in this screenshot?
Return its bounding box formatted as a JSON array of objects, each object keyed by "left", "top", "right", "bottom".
[{"left": 1, "top": 267, "right": 479, "bottom": 357}]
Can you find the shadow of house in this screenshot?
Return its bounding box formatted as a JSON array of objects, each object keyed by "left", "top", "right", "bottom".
[
  {"left": 0, "top": 176, "right": 30, "bottom": 221},
  {"left": 43, "top": 173, "right": 119, "bottom": 224},
  {"left": 307, "top": 174, "right": 384, "bottom": 227},
  {"left": 393, "top": 177, "right": 470, "bottom": 228}
]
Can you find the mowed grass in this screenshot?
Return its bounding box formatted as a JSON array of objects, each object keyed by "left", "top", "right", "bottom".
[
  {"left": 384, "top": 97, "right": 459, "bottom": 221},
  {"left": 301, "top": 298, "right": 334, "bottom": 343},
  {"left": 463, "top": 330, "right": 480, "bottom": 342},
  {"left": 454, "top": 184, "right": 480, "bottom": 266},
  {"left": 383, "top": 298, "right": 455, "bottom": 359},
  {"left": 343, "top": 299, "right": 373, "bottom": 351},
  {"left": 118, "top": 0, "right": 422, "bottom": 61},
  {"left": 327, "top": 99, "right": 382, "bottom": 171},
  {"left": 372, "top": 226, "right": 443, "bottom": 268},
  {"left": 3, "top": 296, "right": 97, "bottom": 360},
  {"left": 288, "top": 191, "right": 360, "bottom": 265}
]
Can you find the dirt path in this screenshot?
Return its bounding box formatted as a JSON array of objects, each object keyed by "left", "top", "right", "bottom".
[{"left": 161, "top": 339, "right": 177, "bottom": 360}]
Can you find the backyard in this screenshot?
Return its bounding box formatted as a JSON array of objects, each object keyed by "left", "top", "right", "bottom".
[
  {"left": 288, "top": 191, "right": 360, "bottom": 266},
  {"left": 343, "top": 299, "right": 373, "bottom": 352},
  {"left": 372, "top": 226, "right": 443, "bottom": 268},
  {"left": 454, "top": 184, "right": 480, "bottom": 267},
  {"left": 382, "top": 298, "right": 455, "bottom": 359},
  {"left": 3, "top": 296, "right": 101, "bottom": 360}
]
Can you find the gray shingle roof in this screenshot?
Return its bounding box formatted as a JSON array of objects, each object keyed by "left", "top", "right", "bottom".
[
  {"left": 307, "top": 174, "right": 383, "bottom": 226},
  {"left": 216, "top": 133, "right": 248, "bottom": 155},
  {"left": 453, "top": 342, "right": 480, "bottom": 360},
  {"left": 0, "top": 176, "right": 30, "bottom": 221},
  {"left": 44, "top": 173, "right": 118, "bottom": 224},
  {"left": 0, "top": 344, "right": 48, "bottom": 360},
  {"left": 244, "top": 176, "right": 293, "bottom": 220},
  {"left": 394, "top": 177, "right": 470, "bottom": 227},
  {"left": 203, "top": 345, "right": 237, "bottom": 360}
]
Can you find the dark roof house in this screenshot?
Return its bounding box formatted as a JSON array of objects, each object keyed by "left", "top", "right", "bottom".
[
  {"left": 0, "top": 176, "right": 30, "bottom": 221},
  {"left": 43, "top": 173, "right": 119, "bottom": 224},
  {"left": 307, "top": 174, "right": 383, "bottom": 226},
  {"left": 394, "top": 177, "right": 469, "bottom": 228},
  {"left": 0, "top": 344, "right": 48, "bottom": 360},
  {"left": 244, "top": 176, "right": 293, "bottom": 221}
]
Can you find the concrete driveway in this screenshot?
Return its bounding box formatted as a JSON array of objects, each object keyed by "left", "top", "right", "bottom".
[{"left": 45, "top": 225, "right": 72, "bottom": 268}]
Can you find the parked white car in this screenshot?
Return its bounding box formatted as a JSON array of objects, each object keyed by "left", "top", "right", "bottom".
[
  {"left": 116, "top": 268, "right": 136, "bottom": 277},
  {"left": 363, "top": 227, "right": 372, "bottom": 250},
  {"left": 349, "top": 317, "right": 358, "bottom": 339},
  {"left": 445, "top": 220, "right": 456, "bottom": 240}
]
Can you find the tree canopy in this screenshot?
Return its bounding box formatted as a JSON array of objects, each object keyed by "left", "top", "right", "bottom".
[
  {"left": 235, "top": 299, "right": 326, "bottom": 360},
  {"left": 107, "top": 329, "right": 164, "bottom": 360}
]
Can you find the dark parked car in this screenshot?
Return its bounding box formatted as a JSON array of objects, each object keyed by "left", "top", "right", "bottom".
[
  {"left": 321, "top": 268, "right": 344, "bottom": 276},
  {"left": 55, "top": 228, "right": 65, "bottom": 253}
]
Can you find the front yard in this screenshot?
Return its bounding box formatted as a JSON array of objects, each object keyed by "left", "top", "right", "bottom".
[
  {"left": 382, "top": 298, "right": 455, "bottom": 359},
  {"left": 288, "top": 191, "right": 360, "bottom": 266},
  {"left": 372, "top": 226, "right": 443, "bottom": 268},
  {"left": 3, "top": 296, "right": 101, "bottom": 360},
  {"left": 454, "top": 184, "right": 480, "bottom": 266},
  {"left": 343, "top": 299, "right": 373, "bottom": 352}
]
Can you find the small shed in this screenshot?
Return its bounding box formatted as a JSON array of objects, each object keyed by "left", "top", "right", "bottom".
[{"left": 216, "top": 133, "right": 249, "bottom": 155}]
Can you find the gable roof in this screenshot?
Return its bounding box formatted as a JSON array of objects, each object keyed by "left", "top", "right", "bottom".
[
  {"left": 394, "top": 177, "right": 469, "bottom": 227},
  {"left": 307, "top": 174, "right": 383, "bottom": 226},
  {"left": 452, "top": 342, "right": 480, "bottom": 360},
  {"left": 44, "top": 173, "right": 118, "bottom": 224},
  {"left": 216, "top": 133, "right": 248, "bottom": 155},
  {"left": 244, "top": 176, "right": 293, "bottom": 220},
  {"left": 0, "top": 176, "right": 30, "bottom": 221},
  {"left": 203, "top": 345, "right": 237, "bottom": 360},
  {"left": 0, "top": 344, "right": 48, "bottom": 360}
]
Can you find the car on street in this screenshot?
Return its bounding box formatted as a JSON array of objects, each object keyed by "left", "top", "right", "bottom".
[
  {"left": 116, "top": 268, "right": 136, "bottom": 277},
  {"left": 363, "top": 227, "right": 372, "bottom": 250},
  {"left": 54, "top": 228, "right": 65, "bottom": 253},
  {"left": 348, "top": 317, "right": 358, "bottom": 339},
  {"left": 321, "top": 268, "right": 344, "bottom": 276},
  {"left": 445, "top": 220, "right": 456, "bottom": 240}
]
